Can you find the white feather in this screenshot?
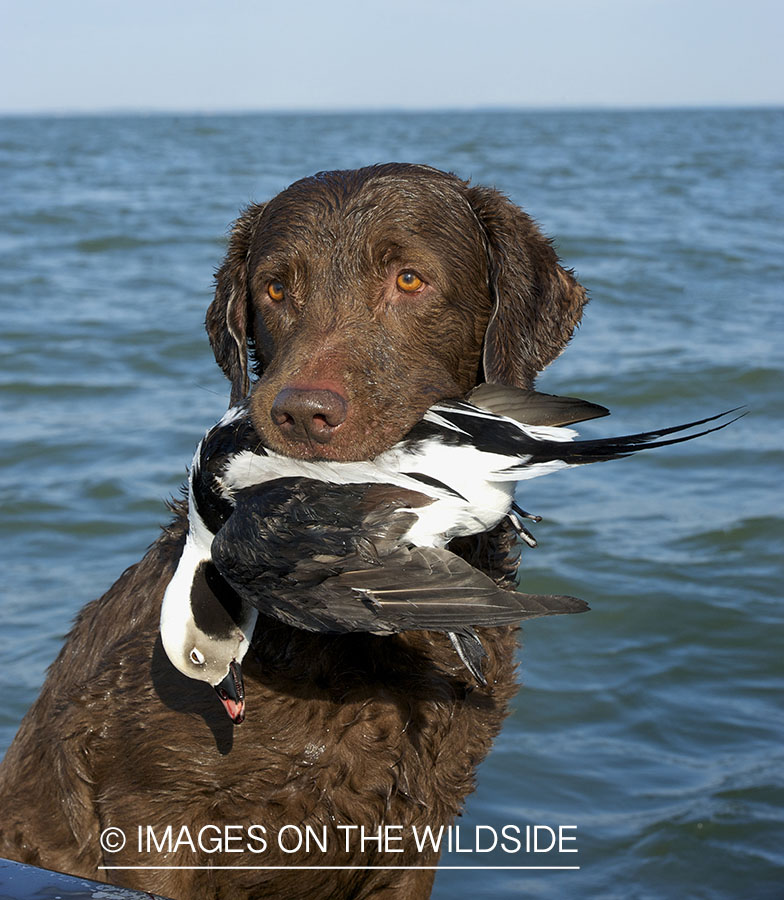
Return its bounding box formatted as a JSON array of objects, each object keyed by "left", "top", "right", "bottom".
[{"left": 159, "top": 533, "right": 210, "bottom": 676}]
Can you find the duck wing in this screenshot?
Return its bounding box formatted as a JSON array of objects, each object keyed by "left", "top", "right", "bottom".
[
  {"left": 467, "top": 383, "right": 610, "bottom": 426},
  {"left": 210, "top": 478, "right": 588, "bottom": 634}
]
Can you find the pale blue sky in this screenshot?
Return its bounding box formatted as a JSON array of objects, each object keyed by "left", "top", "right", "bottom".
[{"left": 1, "top": 0, "right": 781, "bottom": 113}]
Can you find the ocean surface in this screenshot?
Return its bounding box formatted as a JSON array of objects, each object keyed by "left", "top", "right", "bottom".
[{"left": 0, "top": 109, "right": 782, "bottom": 898}]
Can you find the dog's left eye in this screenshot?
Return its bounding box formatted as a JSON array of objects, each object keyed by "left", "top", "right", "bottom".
[
  {"left": 267, "top": 281, "right": 285, "bottom": 302},
  {"left": 396, "top": 271, "right": 424, "bottom": 293}
]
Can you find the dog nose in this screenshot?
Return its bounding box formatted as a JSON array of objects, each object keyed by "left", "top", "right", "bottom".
[{"left": 271, "top": 388, "right": 348, "bottom": 444}]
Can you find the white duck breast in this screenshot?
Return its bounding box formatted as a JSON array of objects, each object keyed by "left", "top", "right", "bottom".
[
  {"left": 159, "top": 437, "right": 258, "bottom": 724},
  {"left": 217, "top": 387, "right": 607, "bottom": 545},
  {"left": 218, "top": 387, "right": 740, "bottom": 548}
]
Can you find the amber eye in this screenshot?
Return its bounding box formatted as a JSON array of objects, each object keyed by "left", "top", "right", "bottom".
[
  {"left": 396, "top": 271, "right": 424, "bottom": 293},
  {"left": 267, "top": 281, "right": 285, "bottom": 302}
]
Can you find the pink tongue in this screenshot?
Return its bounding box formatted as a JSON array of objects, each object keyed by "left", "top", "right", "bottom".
[{"left": 219, "top": 697, "right": 245, "bottom": 725}]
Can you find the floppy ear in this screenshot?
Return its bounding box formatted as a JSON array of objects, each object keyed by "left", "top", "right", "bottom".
[
  {"left": 205, "top": 202, "right": 267, "bottom": 405},
  {"left": 466, "top": 185, "right": 587, "bottom": 388}
]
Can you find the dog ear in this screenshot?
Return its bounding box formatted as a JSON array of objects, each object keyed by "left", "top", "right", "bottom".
[
  {"left": 466, "top": 185, "right": 587, "bottom": 388},
  {"left": 205, "top": 203, "right": 266, "bottom": 405}
]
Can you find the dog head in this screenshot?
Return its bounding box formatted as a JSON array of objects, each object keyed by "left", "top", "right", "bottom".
[{"left": 207, "top": 163, "right": 586, "bottom": 461}]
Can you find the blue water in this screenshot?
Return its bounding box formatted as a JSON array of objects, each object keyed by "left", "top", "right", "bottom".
[{"left": 1, "top": 109, "right": 782, "bottom": 899}]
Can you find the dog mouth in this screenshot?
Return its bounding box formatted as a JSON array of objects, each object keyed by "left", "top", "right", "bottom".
[
  {"left": 249, "top": 389, "right": 429, "bottom": 462},
  {"left": 247, "top": 363, "right": 464, "bottom": 462},
  {"left": 255, "top": 421, "right": 408, "bottom": 463}
]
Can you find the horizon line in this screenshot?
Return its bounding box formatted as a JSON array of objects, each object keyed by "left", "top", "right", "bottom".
[{"left": 1, "top": 102, "right": 782, "bottom": 119}]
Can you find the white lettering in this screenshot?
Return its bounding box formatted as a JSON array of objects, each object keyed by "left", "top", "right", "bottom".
[
  {"left": 500, "top": 824, "right": 522, "bottom": 853},
  {"left": 533, "top": 825, "right": 556, "bottom": 853},
  {"left": 247, "top": 825, "right": 268, "bottom": 853},
  {"left": 411, "top": 825, "right": 445, "bottom": 853},
  {"left": 475, "top": 825, "right": 498, "bottom": 852},
  {"left": 278, "top": 824, "right": 303, "bottom": 854},
  {"left": 559, "top": 825, "right": 578, "bottom": 852},
  {"left": 337, "top": 824, "right": 356, "bottom": 852}
]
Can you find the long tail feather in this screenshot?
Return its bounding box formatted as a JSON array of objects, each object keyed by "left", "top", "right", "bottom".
[{"left": 502, "top": 408, "right": 746, "bottom": 472}]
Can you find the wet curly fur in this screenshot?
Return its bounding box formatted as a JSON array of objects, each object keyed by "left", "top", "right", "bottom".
[{"left": 0, "top": 164, "right": 586, "bottom": 899}]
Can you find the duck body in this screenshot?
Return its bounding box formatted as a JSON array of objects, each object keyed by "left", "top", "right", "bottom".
[{"left": 161, "top": 384, "right": 740, "bottom": 709}]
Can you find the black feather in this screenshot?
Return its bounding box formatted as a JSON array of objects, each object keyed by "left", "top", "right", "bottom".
[{"left": 210, "top": 479, "right": 589, "bottom": 637}]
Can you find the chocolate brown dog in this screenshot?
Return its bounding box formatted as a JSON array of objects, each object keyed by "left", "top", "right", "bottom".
[{"left": 0, "top": 164, "right": 587, "bottom": 899}]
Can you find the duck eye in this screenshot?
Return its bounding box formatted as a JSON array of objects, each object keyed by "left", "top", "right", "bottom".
[
  {"left": 267, "top": 281, "right": 285, "bottom": 302},
  {"left": 396, "top": 271, "right": 424, "bottom": 293},
  {"left": 189, "top": 648, "right": 206, "bottom": 666}
]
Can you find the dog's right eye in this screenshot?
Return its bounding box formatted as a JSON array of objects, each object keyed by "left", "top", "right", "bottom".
[
  {"left": 267, "top": 281, "right": 285, "bottom": 302},
  {"left": 396, "top": 271, "right": 424, "bottom": 293}
]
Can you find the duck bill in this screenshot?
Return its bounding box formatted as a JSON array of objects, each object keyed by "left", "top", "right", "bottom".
[{"left": 214, "top": 660, "right": 245, "bottom": 725}]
